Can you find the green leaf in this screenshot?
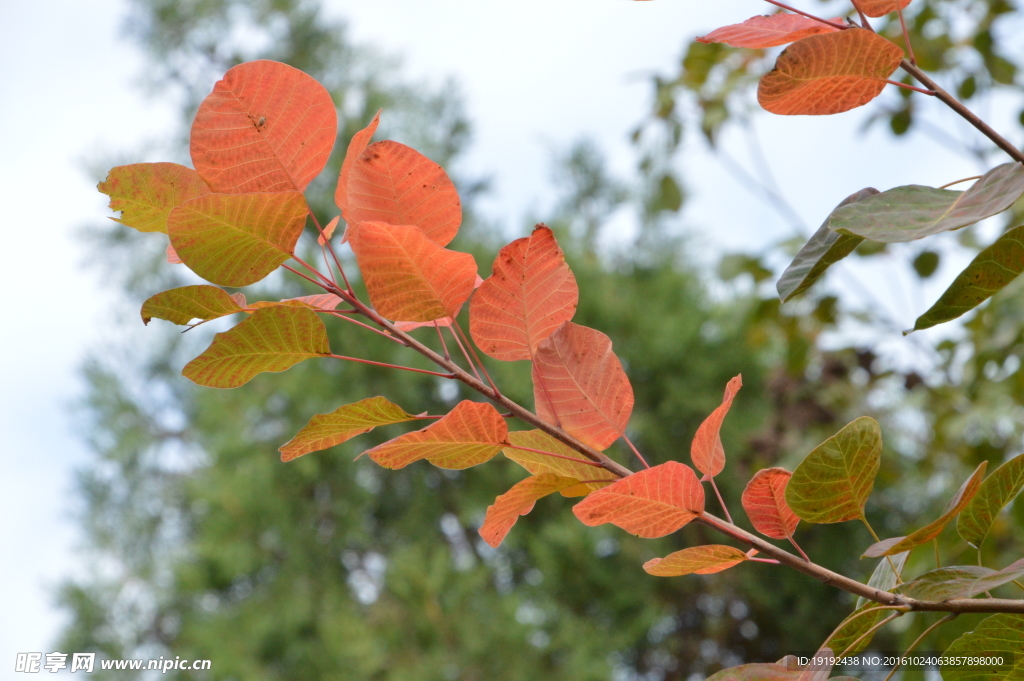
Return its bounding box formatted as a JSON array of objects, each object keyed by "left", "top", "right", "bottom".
[
  {"left": 863, "top": 462, "right": 987, "bottom": 556},
  {"left": 856, "top": 551, "right": 909, "bottom": 609},
  {"left": 828, "top": 163, "right": 1024, "bottom": 243},
  {"left": 824, "top": 604, "right": 887, "bottom": 657},
  {"left": 777, "top": 188, "right": 877, "bottom": 302},
  {"left": 183, "top": 306, "right": 329, "bottom": 388},
  {"left": 897, "top": 558, "right": 1024, "bottom": 600},
  {"left": 959, "top": 452, "right": 1024, "bottom": 548},
  {"left": 785, "top": 417, "right": 881, "bottom": 524},
  {"left": 279, "top": 396, "right": 418, "bottom": 461},
  {"left": 98, "top": 162, "right": 210, "bottom": 233},
  {"left": 943, "top": 614, "right": 1024, "bottom": 681},
  {"left": 141, "top": 285, "right": 243, "bottom": 325},
  {"left": 168, "top": 191, "right": 308, "bottom": 287},
  {"left": 912, "top": 225, "right": 1024, "bottom": 331}
]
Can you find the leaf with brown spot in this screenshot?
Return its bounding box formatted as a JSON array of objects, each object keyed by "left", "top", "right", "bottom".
[
  {"left": 757, "top": 29, "right": 904, "bottom": 116},
  {"left": 346, "top": 140, "right": 462, "bottom": 246},
  {"left": 742, "top": 467, "right": 800, "bottom": 540},
  {"left": 852, "top": 0, "right": 912, "bottom": 18},
  {"left": 98, "top": 163, "right": 210, "bottom": 234},
  {"left": 279, "top": 396, "right": 417, "bottom": 461},
  {"left": 863, "top": 461, "right": 987, "bottom": 556},
  {"left": 502, "top": 430, "right": 617, "bottom": 497},
  {"left": 141, "top": 285, "right": 243, "bottom": 325},
  {"left": 348, "top": 221, "right": 477, "bottom": 322},
  {"left": 470, "top": 224, "right": 579, "bottom": 361},
  {"left": 335, "top": 109, "right": 381, "bottom": 222},
  {"left": 572, "top": 461, "right": 704, "bottom": 538},
  {"left": 532, "top": 322, "right": 634, "bottom": 451},
  {"left": 691, "top": 374, "right": 742, "bottom": 478},
  {"left": 190, "top": 60, "right": 337, "bottom": 193},
  {"left": 643, "top": 545, "right": 749, "bottom": 576},
  {"left": 697, "top": 14, "right": 842, "bottom": 49},
  {"left": 364, "top": 401, "right": 507, "bottom": 470},
  {"left": 479, "top": 474, "right": 580, "bottom": 547}
]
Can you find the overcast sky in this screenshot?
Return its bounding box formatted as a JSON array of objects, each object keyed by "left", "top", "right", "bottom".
[{"left": 0, "top": 0, "right": 1004, "bottom": 662}]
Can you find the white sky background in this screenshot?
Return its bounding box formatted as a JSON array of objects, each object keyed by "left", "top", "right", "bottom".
[{"left": 0, "top": 0, "right": 1013, "bottom": 663}]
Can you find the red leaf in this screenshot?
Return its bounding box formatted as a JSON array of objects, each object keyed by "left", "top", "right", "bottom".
[
  {"left": 364, "top": 401, "right": 507, "bottom": 470},
  {"left": 532, "top": 322, "right": 634, "bottom": 451},
  {"left": 691, "top": 375, "right": 742, "bottom": 478},
  {"left": 166, "top": 243, "right": 183, "bottom": 264},
  {"left": 347, "top": 221, "right": 478, "bottom": 322},
  {"left": 757, "top": 30, "right": 904, "bottom": 116},
  {"left": 470, "top": 224, "right": 579, "bottom": 361},
  {"left": 345, "top": 141, "right": 462, "bottom": 246},
  {"left": 335, "top": 110, "right": 381, "bottom": 223},
  {"left": 190, "top": 60, "right": 337, "bottom": 193},
  {"left": 572, "top": 461, "right": 704, "bottom": 538},
  {"left": 742, "top": 467, "right": 800, "bottom": 540},
  {"left": 852, "top": 0, "right": 911, "bottom": 18},
  {"left": 643, "top": 545, "right": 749, "bottom": 576},
  {"left": 697, "top": 14, "right": 841, "bottom": 49},
  {"left": 479, "top": 474, "right": 580, "bottom": 547}
]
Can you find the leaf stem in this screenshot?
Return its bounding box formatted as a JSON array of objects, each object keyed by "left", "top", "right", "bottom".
[
  {"left": 933, "top": 538, "right": 941, "bottom": 569},
  {"left": 435, "top": 321, "right": 452, "bottom": 361},
  {"left": 454, "top": 322, "right": 502, "bottom": 398},
  {"left": 503, "top": 445, "right": 607, "bottom": 468},
  {"left": 325, "top": 311, "right": 407, "bottom": 345},
  {"left": 861, "top": 517, "right": 903, "bottom": 584},
  {"left": 897, "top": 8, "right": 915, "bottom": 65},
  {"left": 290, "top": 254, "right": 336, "bottom": 288},
  {"left": 328, "top": 353, "right": 455, "bottom": 378},
  {"left": 760, "top": 0, "right": 847, "bottom": 30},
  {"left": 623, "top": 434, "right": 651, "bottom": 470},
  {"left": 938, "top": 175, "right": 982, "bottom": 189},
  {"left": 708, "top": 477, "right": 733, "bottom": 524},
  {"left": 884, "top": 79, "right": 935, "bottom": 96},
  {"left": 881, "top": 613, "right": 957, "bottom": 681},
  {"left": 447, "top": 324, "right": 483, "bottom": 384},
  {"left": 308, "top": 208, "right": 353, "bottom": 293},
  {"left": 283, "top": 263, "right": 331, "bottom": 289},
  {"left": 788, "top": 536, "right": 811, "bottom": 562}
]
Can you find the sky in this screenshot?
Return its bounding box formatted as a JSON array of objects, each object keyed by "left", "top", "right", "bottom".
[{"left": 0, "top": 0, "right": 1009, "bottom": 665}]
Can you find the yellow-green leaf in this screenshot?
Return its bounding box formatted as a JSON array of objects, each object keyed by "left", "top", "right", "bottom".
[
  {"left": 898, "top": 558, "right": 1024, "bottom": 601},
  {"left": 279, "top": 396, "right": 417, "bottom": 462},
  {"left": 643, "top": 545, "right": 749, "bottom": 577},
  {"left": 863, "top": 462, "right": 987, "bottom": 557},
  {"left": 503, "top": 430, "right": 616, "bottom": 497},
  {"left": 913, "top": 226, "right": 1024, "bottom": 331},
  {"left": 141, "top": 285, "right": 243, "bottom": 326},
  {"left": 168, "top": 191, "right": 307, "bottom": 287},
  {"left": 959, "top": 453, "right": 1024, "bottom": 548},
  {"left": 785, "top": 417, "right": 881, "bottom": 523},
  {"left": 99, "top": 162, "right": 210, "bottom": 234},
  {"left": 824, "top": 604, "right": 887, "bottom": 657},
  {"left": 943, "top": 614, "right": 1024, "bottom": 681},
  {"left": 183, "top": 306, "right": 329, "bottom": 388}
]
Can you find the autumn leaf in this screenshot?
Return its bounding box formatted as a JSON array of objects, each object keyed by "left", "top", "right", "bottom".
[
  {"left": 141, "top": 285, "right": 243, "bottom": 325},
  {"left": 345, "top": 140, "right": 462, "bottom": 246},
  {"left": 959, "top": 453, "right": 1024, "bottom": 548},
  {"left": 852, "top": 0, "right": 911, "bottom": 18},
  {"left": 347, "top": 221, "right": 478, "bottom": 322},
  {"left": 479, "top": 474, "right": 579, "bottom": 547},
  {"left": 532, "top": 322, "right": 634, "bottom": 451},
  {"left": 912, "top": 226, "right": 1024, "bottom": 331},
  {"left": 190, "top": 60, "right": 337, "bottom": 193},
  {"left": 572, "top": 461, "right": 704, "bottom": 538},
  {"left": 742, "top": 467, "right": 800, "bottom": 540},
  {"left": 166, "top": 244, "right": 183, "bottom": 264},
  {"left": 643, "top": 545, "right": 749, "bottom": 576},
  {"left": 943, "top": 614, "right": 1024, "bottom": 681},
  {"left": 502, "top": 430, "right": 617, "bottom": 497},
  {"left": 691, "top": 374, "right": 742, "bottom": 478},
  {"left": 470, "top": 224, "right": 579, "bottom": 361},
  {"left": 168, "top": 191, "right": 307, "bottom": 287},
  {"left": 777, "top": 188, "right": 878, "bottom": 302},
  {"left": 898, "top": 558, "right": 1024, "bottom": 601},
  {"left": 757, "top": 29, "right": 904, "bottom": 116},
  {"left": 335, "top": 109, "right": 381, "bottom": 222},
  {"left": 364, "top": 401, "right": 507, "bottom": 470},
  {"left": 697, "top": 14, "right": 841, "bottom": 49},
  {"left": 785, "top": 417, "right": 881, "bottom": 523},
  {"left": 279, "top": 396, "right": 417, "bottom": 461},
  {"left": 824, "top": 604, "right": 887, "bottom": 656},
  {"left": 98, "top": 163, "right": 210, "bottom": 234},
  {"left": 863, "top": 462, "right": 987, "bottom": 556},
  {"left": 246, "top": 293, "right": 343, "bottom": 311},
  {"left": 856, "top": 551, "right": 908, "bottom": 609},
  {"left": 183, "top": 306, "right": 330, "bottom": 388},
  {"left": 829, "top": 163, "right": 1024, "bottom": 243},
  {"left": 317, "top": 215, "right": 340, "bottom": 246}
]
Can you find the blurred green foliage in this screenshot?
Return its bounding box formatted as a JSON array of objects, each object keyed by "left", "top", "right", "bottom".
[{"left": 61, "top": 0, "right": 1024, "bottom": 679}]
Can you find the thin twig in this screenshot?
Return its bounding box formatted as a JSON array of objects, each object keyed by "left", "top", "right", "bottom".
[
  {"left": 708, "top": 477, "right": 733, "bottom": 524},
  {"left": 447, "top": 324, "right": 483, "bottom": 383},
  {"left": 455, "top": 322, "right": 501, "bottom": 397},
  {"left": 308, "top": 209, "right": 353, "bottom": 293},
  {"left": 326, "top": 311, "right": 406, "bottom": 345},
  {"left": 885, "top": 79, "right": 935, "bottom": 96},
  {"left": 328, "top": 353, "right": 455, "bottom": 378},
  {"left": 435, "top": 321, "right": 451, "bottom": 361},
  {"left": 862, "top": 517, "right": 904, "bottom": 584},
  {"left": 761, "top": 0, "right": 847, "bottom": 29},
  {"left": 504, "top": 445, "right": 607, "bottom": 467},
  {"left": 623, "top": 435, "right": 651, "bottom": 469},
  {"left": 788, "top": 536, "right": 811, "bottom": 563},
  {"left": 897, "top": 8, "right": 915, "bottom": 65}
]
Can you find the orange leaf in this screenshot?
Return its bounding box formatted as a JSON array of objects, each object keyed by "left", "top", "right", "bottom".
[
  {"left": 364, "top": 400, "right": 507, "bottom": 470},
  {"left": 757, "top": 29, "right": 904, "bottom": 116},
  {"left": 644, "top": 545, "right": 749, "bottom": 576},
  {"left": 532, "top": 322, "right": 634, "bottom": 451},
  {"left": 502, "top": 430, "right": 617, "bottom": 497},
  {"left": 852, "top": 0, "right": 911, "bottom": 18},
  {"left": 190, "top": 60, "right": 337, "bottom": 193},
  {"left": 742, "top": 467, "right": 800, "bottom": 540},
  {"left": 317, "top": 215, "right": 340, "bottom": 246},
  {"left": 246, "top": 293, "right": 343, "bottom": 311},
  {"left": 345, "top": 141, "right": 462, "bottom": 246},
  {"left": 697, "top": 14, "right": 841, "bottom": 49},
  {"left": 479, "top": 474, "right": 580, "bottom": 547},
  {"left": 691, "top": 375, "right": 742, "bottom": 478},
  {"left": 470, "top": 224, "right": 579, "bottom": 361},
  {"left": 347, "top": 221, "right": 477, "bottom": 322},
  {"left": 572, "top": 461, "right": 704, "bottom": 538},
  {"left": 335, "top": 110, "right": 381, "bottom": 223},
  {"left": 166, "top": 243, "right": 183, "bottom": 264}
]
